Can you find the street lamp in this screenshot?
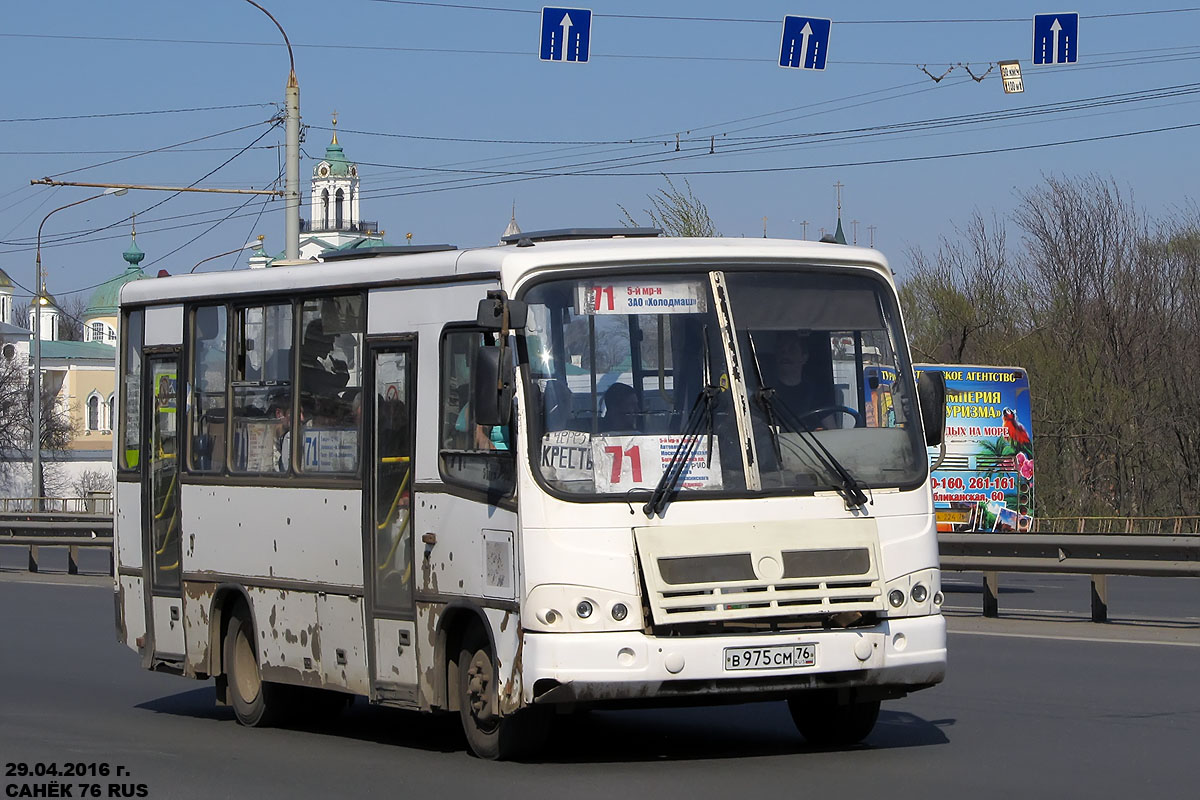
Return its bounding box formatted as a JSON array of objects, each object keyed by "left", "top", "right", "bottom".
[
  {"left": 31, "top": 187, "right": 127, "bottom": 503},
  {"left": 243, "top": 0, "right": 300, "bottom": 261},
  {"left": 190, "top": 236, "right": 265, "bottom": 273}
]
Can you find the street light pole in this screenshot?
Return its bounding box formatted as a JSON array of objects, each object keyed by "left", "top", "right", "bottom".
[
  {"left": 244, "top": 1, "right": 300, "bottom": 261},
  {"left": 190, "top": 236, "right": 265, "bottom": 273},
  {"left": 31, "top": 188, "right": 127, "bottom": 503}
]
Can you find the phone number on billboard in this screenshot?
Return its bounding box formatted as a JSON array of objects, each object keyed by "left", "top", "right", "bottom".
[{"left": 932, "top": 476, "right": 1017, "bottom": 490}]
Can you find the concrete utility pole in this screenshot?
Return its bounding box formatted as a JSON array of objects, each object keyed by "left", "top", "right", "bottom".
[{"left": 244, "top": 1, "right": 300, "bottom": 260}]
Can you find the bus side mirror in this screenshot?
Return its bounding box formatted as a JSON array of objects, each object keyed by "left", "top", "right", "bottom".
[
  {"left": 917, "top": 371, "right": 946, "bottom": 447},
  {"left": 473, "top": 345, "right": 513, "bottom": 427},
  {"left": 477, "top": 295, "right": 527, "bottom": 330}
]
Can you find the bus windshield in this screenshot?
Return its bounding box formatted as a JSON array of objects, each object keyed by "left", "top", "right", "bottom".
[
  {"left": 523, "top": 268, "right": 926, "bottom": 500},
  {"left": 523, "top": 273, "right": 744, "bottom": 497}
]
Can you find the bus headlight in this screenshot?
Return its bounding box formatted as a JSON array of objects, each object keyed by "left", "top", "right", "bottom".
[
  {"left": 611, "top": 603, "right": 628, "bottom": 621},
  {"left": 911, "top": 583, "right": 928, "bottom": 603},
  {"left": 888, "top": 589, "right": 906, "bottom": 608},
  {"left": 576, "top": 600, "right": 594, "bottom": 619}
]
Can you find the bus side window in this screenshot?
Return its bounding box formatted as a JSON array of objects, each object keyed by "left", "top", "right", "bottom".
[
  {"left": 439, "top": 328, "right": 515, "bottom": 495},
  {"left": 119, "top": 309, "right": 144, "bottom": 472},
  {"left": 231, "top": 303, "right": 293, "bottom": 474},
  {"left": 297, "top": 294, "right": 363, "bottom": 474},
  {"left": 189, "top": 305, "right": 227, "bottom": 472}
]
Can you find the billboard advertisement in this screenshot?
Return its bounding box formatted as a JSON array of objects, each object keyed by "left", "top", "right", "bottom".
[{"left": 914, "top": 365, "right": 1034, "bottom": 532}]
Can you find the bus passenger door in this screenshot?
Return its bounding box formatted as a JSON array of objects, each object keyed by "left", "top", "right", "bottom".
[
  {"left": 365, "top": 343, "right": 419, "bottom": 702},
  {"left": 142, "top": 353, "right": 185, "bottom": 664}
]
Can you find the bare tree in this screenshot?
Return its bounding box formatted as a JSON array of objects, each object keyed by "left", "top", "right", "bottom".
[
  {"left": 73, "top": 467, "right": 113, "bottom": 496},
  {"left": 899, "top": 174, "right": 1200, "bottom": 517},
  {"left": 0, "top": 349, "right": 76, "bottom": 477},
  {"left": 619, "top": 176, "right": 719, "bottom": 237},
  {"left": 900, "top": 211, "right": 1017, "bottom": 363},
  {"left": 57, "top": 293, "right": 89, "bottom": 342}
]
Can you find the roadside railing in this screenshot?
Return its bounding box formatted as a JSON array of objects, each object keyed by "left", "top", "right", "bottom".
[
  {"left": 0, "top": 511, "right": 114, "bottom": 576},
  {"left": 3, "top": 508, "right": 1198, "bottom": 621},
  {"left": 0, "top": 495, "right": 114, "bottom": 515},
  {"left": 1032, "top": 516, "right": 1200, "bottom": 534},
  {"left": 938, "top": 532, "right": 1200, "bottom": 622}
]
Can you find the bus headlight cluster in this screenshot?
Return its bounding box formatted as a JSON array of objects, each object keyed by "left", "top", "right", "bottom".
[
  {"left": 526, "top": 585, "right": 641, "bottom": 632},
  {"left": 882, "top": 569, "right": 941, "bottom": 617}
]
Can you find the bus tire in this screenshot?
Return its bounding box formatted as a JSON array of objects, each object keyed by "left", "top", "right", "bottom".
[
  {"left": 224, "top": 608, "right": 283, "bottom": 727},
  {"left": 787, "top": 692, "right": 880, "bottom": 747},
  {"left": 457, "top": 630, "right": 547, "bottom": 760}
]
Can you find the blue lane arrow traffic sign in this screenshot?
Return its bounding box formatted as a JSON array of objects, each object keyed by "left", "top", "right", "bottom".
[
  {"left": 540, "top": 7, "right": 591, "bottom": 63},
  {"left": 779, "top": 16, "right": 831, "bottom": 70},
  {"left": 1032, "top": 12, "right": 1078, "bottom": 65}
]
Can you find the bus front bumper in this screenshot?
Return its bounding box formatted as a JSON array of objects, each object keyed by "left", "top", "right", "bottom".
[{"left": 521, "top": 613, "right": 946, "bottom": 706}]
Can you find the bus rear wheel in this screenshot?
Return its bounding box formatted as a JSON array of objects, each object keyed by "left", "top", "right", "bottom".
[
  {"left": 224, "top": 608, "right": 283, "bottom": 727},
  {"left": 457, "top": 630, "right": 548, "bottom": 760},
  {"left": 787, "top": 692, "right": 880, "bottom": 747}
]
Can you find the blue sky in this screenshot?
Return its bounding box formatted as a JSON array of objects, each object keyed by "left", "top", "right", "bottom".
[{"left": 1, "top": 1, "right": 1197, "bottom": 309}]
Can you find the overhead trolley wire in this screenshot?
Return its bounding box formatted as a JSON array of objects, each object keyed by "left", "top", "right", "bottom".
[
  {"left": 364, "top": 1, "right": 1200, "bottom": 25},
  {"left": 0, "top": 102, "right": 275, "bottom": 124}
]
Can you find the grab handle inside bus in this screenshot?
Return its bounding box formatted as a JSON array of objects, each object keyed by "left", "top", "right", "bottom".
[{"left": 917, "top": 370, "right": 947, "bottom": 447}]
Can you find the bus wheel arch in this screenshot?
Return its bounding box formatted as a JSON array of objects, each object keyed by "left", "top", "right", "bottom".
[
  {"left": 437, "top": 604, "right": 494, "bottom": 712},
  {"left": 222, "top": 599, "right": 285, "bottom": 727},
  {"left": 209, "top": 585, "right": 254, "bottom": 705}
]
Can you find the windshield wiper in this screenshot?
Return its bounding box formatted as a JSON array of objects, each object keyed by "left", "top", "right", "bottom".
[
  {"left": 745, "top": 333, "right": 868, "bottom": 509},
  {"left": 643, "top": 329, "right": 718, "bottom": 517}
]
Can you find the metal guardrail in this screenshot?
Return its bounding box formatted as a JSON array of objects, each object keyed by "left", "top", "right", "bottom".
[
  {"left": 0, "top": 512, "right": 114, "bottom": 576},
  {"left": 3, "top": 513, "right": 1198, "bottom": 619},
  {"left": 1032, "top": 516, "right": 1200, "bottom": 534},
  {"left": 939, "top": 532, "right": 1200, "bottom": 622},
  {"left": 0, "top": 496, "right": 114, "bottom": 515}
]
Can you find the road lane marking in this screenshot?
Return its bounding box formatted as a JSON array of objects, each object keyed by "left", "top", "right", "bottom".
[{"left": 950, "top": 629, "right": 1200, "bottom": 648}]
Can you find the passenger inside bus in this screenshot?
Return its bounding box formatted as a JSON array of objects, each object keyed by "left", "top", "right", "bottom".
[
  {"left": 453, "top": 384, "right": 509, "bottom": 450},
  {"left": 268, "top": 391, "right": 299, "bottom": 472},
  {"left": 300, "top": 318, "right": 350, "bottom": 397},
  {"left": 599, "top": 382, "right": 641, "bottom": 432}
]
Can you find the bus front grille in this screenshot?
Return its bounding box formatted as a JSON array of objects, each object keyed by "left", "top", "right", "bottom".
[{"left": 635, "top": 521, "right": 886, "bottom": 627}]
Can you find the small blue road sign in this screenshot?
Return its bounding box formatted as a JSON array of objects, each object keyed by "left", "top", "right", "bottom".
[
  {"left": 1032, "top": 12, "right": 1078, "bottom": 65},
  {"left": 540, "top": 7, "right": 591, "bottom": 63},
  {"left": 779, "top": 16, "right": 832, "bottom": 70}
]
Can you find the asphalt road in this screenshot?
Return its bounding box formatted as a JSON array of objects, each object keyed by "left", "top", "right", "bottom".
[{"left": 1, "top": 570, "right": 1197, "bottom": 800}]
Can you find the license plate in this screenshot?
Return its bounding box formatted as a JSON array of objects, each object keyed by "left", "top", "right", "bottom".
[{"left": 723, "top": 644, "right": 817, "bottom": 671}]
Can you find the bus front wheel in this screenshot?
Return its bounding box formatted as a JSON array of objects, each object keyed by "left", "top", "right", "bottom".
[
  {"left": 787, "top": 692, "right": 880, "bottom": 747},
  {"left": 457, "top": 630, "right": 547, "bottom": 760},
  {"left": 224, "top": 608, "right": 283, "bottom": 727}
]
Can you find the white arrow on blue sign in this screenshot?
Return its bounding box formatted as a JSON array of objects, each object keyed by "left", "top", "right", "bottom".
[
  {"left": 779, "top": 16, "right": 831, "bottom": 70},
  {"left": 540, "top": 7, "right": 592, "bottom": 63},
  {"left": 1032, "top": 12, "right": 1078, "bottom": 65}
]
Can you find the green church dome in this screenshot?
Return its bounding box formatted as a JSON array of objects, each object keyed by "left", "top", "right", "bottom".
[{"left": 84, "top": 235, "right": 147, "bottom": 319}]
